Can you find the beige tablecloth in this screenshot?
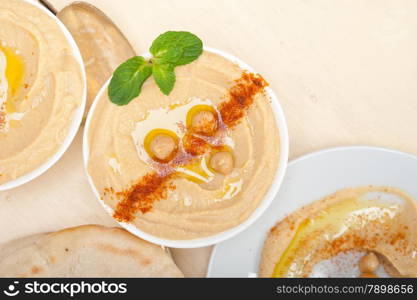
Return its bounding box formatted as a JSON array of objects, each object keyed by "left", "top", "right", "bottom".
[{"left": 1, "top": 0, "right": 416, "bottom": 277}]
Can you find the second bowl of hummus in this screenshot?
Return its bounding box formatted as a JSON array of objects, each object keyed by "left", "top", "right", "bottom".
[
  {"left": 84, "top": 47, "right": 288, "bottom": 247},
  {"left": 0, "top": 0, "right": 86, "bottom": 190}
]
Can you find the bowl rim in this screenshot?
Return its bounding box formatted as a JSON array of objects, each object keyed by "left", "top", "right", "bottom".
[
  {"left": 83, "top": 46, "right": 289, "bottom": 248},
  {"left": 0, "top": 0, "right": 87, "bottom": 191}
]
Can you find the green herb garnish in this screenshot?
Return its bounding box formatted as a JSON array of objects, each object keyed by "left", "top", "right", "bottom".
[{"left": 108, "top": 31, "right": 203, "bottom": 106}]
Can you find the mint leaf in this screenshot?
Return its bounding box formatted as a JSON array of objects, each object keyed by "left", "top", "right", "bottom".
[
  {"left": 108, "top": 56, "right": 152, "bottom": 105},
  {"left": 150, "top": 31, "right": 203, "bottom": 66},
  {"left": 108, "top": 31, "right": 203, "bottom": 104},
  {"left": 152, "top": 63, "right": 176, "bottom": 95}
]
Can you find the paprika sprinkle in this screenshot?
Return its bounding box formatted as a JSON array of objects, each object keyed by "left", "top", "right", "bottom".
[
  {"left": 219, "top": 72, "right": 268, "bottom": 128},
  {"left": 183, "top": 133, "right": 210, "bottom": 156},
  {"left": 0, "top": 111, "right": 5, "bottom": 129},
  {"left": 113, "top": 172, "right": 175, "bottom": 222}
]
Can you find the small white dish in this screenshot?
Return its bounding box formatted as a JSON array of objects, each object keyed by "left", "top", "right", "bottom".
[
  {"left": 207, "top": 146, "right": 417, "bottom": 277},
  {"left": 0, "top": 0, "right": 87, "bottom": 191},
  {"left": 83, "top": 47, "right": 289, "bottom": 248}
]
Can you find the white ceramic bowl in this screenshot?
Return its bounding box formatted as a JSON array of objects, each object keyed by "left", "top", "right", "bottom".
[
  {"left": 208, "top": 146, "right": 417, "bottom": 277},
  {"left": 0, "top": 0, "right": 87, "bottom": 191},
  {"left": 83, "top": 47, "right": 289, "bottom": 248}
]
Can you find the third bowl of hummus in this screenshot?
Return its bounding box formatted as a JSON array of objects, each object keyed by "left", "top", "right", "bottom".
[
  {"left": 84, "top": 44, "right": 288, "bottom": 247},
  {"left": 0, "top": 0, "right": 86, "bottom": 190}
]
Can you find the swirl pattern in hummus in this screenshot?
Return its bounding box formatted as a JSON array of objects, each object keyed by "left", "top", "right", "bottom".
[
  {"left": 87, "top": 51, "right": 280, "bottom": 240},
  {"left": 0, "top": 0, "right": 84, "bottom": 184}
]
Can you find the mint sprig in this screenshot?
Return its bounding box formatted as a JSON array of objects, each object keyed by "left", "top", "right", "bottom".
[
  {"left": 108, "top": 31, "right": 203, "bottom": 106},
  {"left": 150, "top": 31, "right": 203, "bottom": 66}
]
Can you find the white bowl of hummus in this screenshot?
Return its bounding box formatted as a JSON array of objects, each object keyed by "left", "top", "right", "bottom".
[
  {"left": 84, "top": 47, "right": 289, "bottom": 248},
  {"left": 260, "top": 185, "right": 417, "bottom": 277},
  {"left": 0, "top": 0, "right": 86, "bottom": 190}
]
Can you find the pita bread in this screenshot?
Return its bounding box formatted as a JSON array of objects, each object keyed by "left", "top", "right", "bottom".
[{"left": 0, "top": 225, "right": 183, "bottom": 277}]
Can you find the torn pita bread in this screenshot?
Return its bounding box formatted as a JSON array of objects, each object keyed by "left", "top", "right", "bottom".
[{"left": 0, "top": 225, "right": 183, "bottom": 277}]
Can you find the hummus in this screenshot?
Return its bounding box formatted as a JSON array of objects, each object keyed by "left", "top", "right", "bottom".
[
  {"left": 87, "top": 51, "right": 280, "bottom": 240},
  {"left": 0, "top": 0, "right": 84, "bottom": 184},
  {"left": 260, "top": 186, "right": 417, "bottom": 277}
]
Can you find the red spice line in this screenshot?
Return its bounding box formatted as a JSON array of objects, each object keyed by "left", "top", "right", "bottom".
[
  {"left": 113, "top": 173, "right": 175, "bottom": 222},
  {"left": 0, "top": 109, "right": 6, "bottom": 130},
  {"left": 219, "top": 72, "right": 268, "bottom": 128},
  {"left": 112, "top": 72, "right": 269, "bottom": 222}
]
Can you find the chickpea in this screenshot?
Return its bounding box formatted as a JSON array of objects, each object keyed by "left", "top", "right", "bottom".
[
  {"left": 210, "top": 151, "right": 234, "bottom": 175},
  {"left": 359, "top": 252, "right": 379, "bottom": 273},
  {"left": 149, "top": 134, "right": 177, "bottom": 161},
  {"left": 191, "top": 110, "right": 217, "bottom": 135},
  {"left": 182, "top": 133, "right": 208, "bottom": 156}
]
